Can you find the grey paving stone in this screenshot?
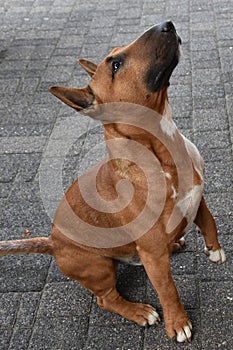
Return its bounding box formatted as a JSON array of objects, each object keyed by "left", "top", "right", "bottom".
[
  {"left": 204, "top": 161, "right": 233, "bottom": 193},
  {"left": 192, "top": 52, "right": 220, "bottom": 71},
  {"left": 169, "top": 84, "right": 192, "bottom": 98},
  {"left": 192, "top": 68, "right": 221, "bottom": 85},
  {"left": 1, "top": 200, "right": 51, "bottom": 228},
  {"left": 200, "top": 281, "right": 233, "bottom": 317},
  {"left": 0, "top": 182, "right": 12, "bottom": 198},
  {"left": 8, "top": 327, "right": 33, "bottom": 350},
  {"left": 28, "top": 315, "right": 89, "bottom": 350},
  {"left": 173, "top": 117, "right": 193, "bottom": 130},
  {"left": 197, "top": 251, "right": 233, "bottom": 281},
  {"left": 0, "top": 136, "right": 47, "bottom": 154},
  {"left": 8, "top": 178, "right": 41, "bottom": 202},
  {"left": 17, "top": 153, "right": 42, "bottom": 181},
  {"left": 204, "top": 192, "right": 232, "bottom": 218},
  {"left": 0, "top": 154, "right": 19, "bottom": 182},
  {"left": 116, "top": 264, "right": 148, "bottom": 303},
  {"left": 170, "top": 97, "right": 193, "bottom": 119},
  {"left": 193, "top": 84, "right": 225, "bottom": 99},
  {"left": 38, "top": 281, "right": 92, "bottom": 317},
  {"left": 193, "top": 97, "right": 226, "bottom": 110},
  {"left": 85, "top": 324, "right": 144, "bottom": 350},
  {"left": 0, "top": 292, "right": 21, "bottom": 327},
  {"left": 0, "top": 78, "right": 20, "bottom": 94},
  {"left": 0, "top": 327, "right": 12, "bottom": 350},
  {"left": 214, "top": 215, "right": 233, "bottom": 237},
  {"left": 199, "top": 147, "right": 232, "bottom": 163},
  {"left": 170, "top": 252, "right": 197, "bottom": 275},
  {"left": 194, "top": 130, "right": 231, "bottom": 154},
  {"left": 6, "top": 123, "right": 52, "bottom": 137},
  {"left": 0, "top": 255, "right": 51, "bottom": 292},
  {"left": 193, "top": 108, "right": 229, "bottom": 132},
  {"left": 17, "top": 77, "right": 40, "bottom": 94},
  {"left": 201, "top": 317, "right": 233, "bottom": 350},
  {"left": 15, "top": 291, "right": 42, "bottom": 327},
  {"left": 146, "top": 275, "right": 199, "bottom": 311}
]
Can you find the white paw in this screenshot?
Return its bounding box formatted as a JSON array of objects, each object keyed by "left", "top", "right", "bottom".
[
  {"left": 148, "top": 309, "right": 160, "bottom": 325},
  {"left": 204, "top": 247, "right": 226, "bottom": 264},
  {"left": 178, "top": 236, "right": 186, "bottom": 247},
  {"left": 177, "top": 323, "right": 192, "bottom": 343}
]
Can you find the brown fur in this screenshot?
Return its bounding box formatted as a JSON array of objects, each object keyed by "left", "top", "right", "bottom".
[{"left": 0, "top": 22, "right": 225, "bottom": 343}]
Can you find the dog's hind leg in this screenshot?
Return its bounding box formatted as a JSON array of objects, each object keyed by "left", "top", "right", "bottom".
[
  {"left": 194, "top": 196, "right": 226, "bottom": 264},
  {"left": 97, "top": 286, "right": 160, "bottom": 327},
  {"left": 56, "top": 250, "right": 160, "bottom": 326}
]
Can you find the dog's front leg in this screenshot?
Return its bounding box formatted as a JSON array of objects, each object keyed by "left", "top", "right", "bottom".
[
  {"left": 195, "top": 196, "right": 226, "bottom": 264},
  {"left": 136, "top": 243, "right": 192, "bottom": 343}
]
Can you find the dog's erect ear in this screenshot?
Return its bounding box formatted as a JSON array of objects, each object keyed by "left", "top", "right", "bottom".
[
  {"left": 49, "top": 86, "right": 95, "bottom": 111},
  {"left": 78, "top": 58, "right": 97, "bottom": 77}
]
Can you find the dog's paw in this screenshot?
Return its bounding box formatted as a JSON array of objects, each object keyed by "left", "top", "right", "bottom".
[
  {"left": 165, "top": 313, "right": 192, "bottom": 343},
  {"left": 171, "top": 237, "right": 186, "bottom": 253},
  {"left": 204, "top": 247, "right": 226, "bottom": 264},
  {"left": 167, "top": 320, "right": 192, "bottom": 343},
  {"left": 176, "top": 322, "right": 192, "bottom": 343},
  {"left": 133, "top": 304, "right": 160, "bottom": 326},
  {"left": 147, "top": 308, "right": 161, "bottom": 326}
]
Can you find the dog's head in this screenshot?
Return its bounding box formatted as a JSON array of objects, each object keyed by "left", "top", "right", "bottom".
[{"left": 50, "top": 21, "right": 181, "bottom": 115}]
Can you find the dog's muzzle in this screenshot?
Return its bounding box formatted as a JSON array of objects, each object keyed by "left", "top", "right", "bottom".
[{"left": 159, "top": 20, "right": 182, "bottom": 44}]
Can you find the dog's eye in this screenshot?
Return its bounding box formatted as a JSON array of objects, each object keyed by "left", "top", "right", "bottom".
[{"left": 112, "top": 61, "right": 121, "bottom": 73}]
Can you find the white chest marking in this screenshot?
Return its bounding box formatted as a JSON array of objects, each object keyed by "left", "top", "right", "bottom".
[
  {"left": 171, "top": 184, "right": 178, "bottom": 199},
  {"left": 165, "top": 172, "right": 172, "bottom": 180},
  {"left": 182, "top": 135, "right": 204, "bottom": 181},
  {"left": 176, "top": 184, "right": 204, "bottom": 231},
  {"left": 160, "top": 118, "right": 177, "bottom": 139}
]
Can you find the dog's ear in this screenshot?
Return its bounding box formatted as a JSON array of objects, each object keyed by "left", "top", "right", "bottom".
[
  {"left": 78, "top": 58, "right": 97, "bottom": 77},
  {"left": 49, "top": 86, "right": 95, "bottom": 111}
]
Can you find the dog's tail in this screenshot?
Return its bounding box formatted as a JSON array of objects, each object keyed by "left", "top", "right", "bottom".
[{"left": 0, "top": 237, "right": 54, "bottom": 256}]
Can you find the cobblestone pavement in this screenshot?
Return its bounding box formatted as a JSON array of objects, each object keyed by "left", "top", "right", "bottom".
[{"left": 0, "top": 0, "right": 232, "bottom": 349}]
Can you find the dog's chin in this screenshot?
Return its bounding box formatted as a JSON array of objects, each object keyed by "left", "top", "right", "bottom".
[
  {"left": 153, "top": 55, "right": 179, "bottom": 91},
  {"left": 146, "top": 43, "right": 180, "bottom": 92}
]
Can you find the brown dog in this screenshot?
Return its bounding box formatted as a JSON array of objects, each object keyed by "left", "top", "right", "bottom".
[{"left": 0, "top": 21, "right": 226, "bottom": 343}]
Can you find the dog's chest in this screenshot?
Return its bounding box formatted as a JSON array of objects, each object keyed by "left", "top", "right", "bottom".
[{"left": 165, "top": 134, "right": 204, "bottom": 233}]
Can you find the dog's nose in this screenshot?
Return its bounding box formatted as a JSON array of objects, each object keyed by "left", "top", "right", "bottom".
[{"left": 160, "top": 21, "right": 176, "bottom": 33}]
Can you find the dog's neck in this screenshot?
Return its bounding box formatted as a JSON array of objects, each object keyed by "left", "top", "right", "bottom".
[{"left": 102, "top": 97, "right": 177, "bottom": 179}]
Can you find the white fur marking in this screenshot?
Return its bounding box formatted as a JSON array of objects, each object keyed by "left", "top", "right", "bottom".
[
  {"left": 177, "top": 185, "right": 203, "bottom": 214},
  {"left": 177, "top": 331, "right": 186, "bottom": 343},
  {"left": 165, "top": 172, "right": 172, "bottom": 180},
  {"left": 171, "top": 184, "right": 178, "bottom": 199},
  {"left": 148, "top": 310, "right": 160, "bottom": 325},
  {"left": 184, "top": 325, "right": 192, "bottom": 339},
  {"left": 177, "top": 325, "right": 192, "bottom": 342},
  {"left": 179, "top": 237, "right": 185, "bottom": 244},
  {"left": 182, "top": 135, "right": 204, "bottom": 181},
  {"left": 206, "top": 248, "right": 226, "bottom": 264},
  {"left": 160, "top": 118, "right": 177, "bottom": 139}
]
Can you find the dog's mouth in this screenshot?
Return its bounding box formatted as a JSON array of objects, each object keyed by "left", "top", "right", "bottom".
[
  {"left": 146, "top": 46, "right": 180, "bottom": 92},
  {"left": 144, "top": 22, "right": 181, "bottom": 92},
  {"left": 154, "top": 48, "right": 180, "bottom": 90}
]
